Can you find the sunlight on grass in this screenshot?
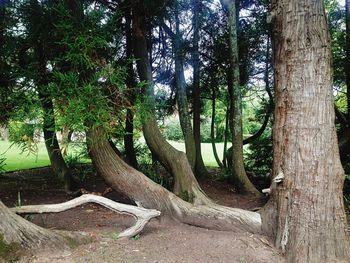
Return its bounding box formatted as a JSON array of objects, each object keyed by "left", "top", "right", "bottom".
[{"left": 0, "top": 140, "right": 230, "bottom": 172}]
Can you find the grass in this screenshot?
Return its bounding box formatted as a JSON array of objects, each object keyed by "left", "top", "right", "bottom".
[{"left": 0, "top": 140, "right": 230, "bottom": 172}]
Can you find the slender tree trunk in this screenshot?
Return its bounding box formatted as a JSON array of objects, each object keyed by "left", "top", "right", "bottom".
[
  {"left": 124, "top": 9, "right": 138, "bottom": 169},
  {"left": 192, "top": 0, "right": 208, "bottom": 178},
  {"left": 174, "top": 2, "right": 196, "bottom": 168},
  {"left": 222, "top": 106, "right": 229, "bottom": 168},
  {"left": 227, "top": 0, "right": 260, "bottom": 196},
  {"left": 262, "top": 1, "right": 350, "bottom": 262},
  {"left": 210, "top": 83, "right": 224, "bottom": 168},
  {"left": 34, "top": 40, "right": 73, "bottom": 192},
  {"left": 131, "top": 1, "right": 208, "bottom": 203},
  {"left": 346, "top": 0, "right": 350, "bottom": 119}
]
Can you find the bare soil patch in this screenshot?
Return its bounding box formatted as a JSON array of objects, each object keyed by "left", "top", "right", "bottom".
[{"left": 0, "top": 166, "right": 284, "bottom": 263}]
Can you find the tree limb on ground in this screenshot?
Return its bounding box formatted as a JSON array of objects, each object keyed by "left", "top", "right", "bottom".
[{"left": 11, "top": 194, "right": 161, "bottom": 238}]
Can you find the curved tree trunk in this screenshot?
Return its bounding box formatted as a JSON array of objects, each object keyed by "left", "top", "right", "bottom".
[
  {"left": 227, "top": 0, "right": 261, "bottom": 196},
  {"left": 174, "top": 3, "right": 196, "bottom": 168},
  {"left": 0, "top": 201, "right": 68, "bottom": 251},
  {"left": 87, "top": 128, "right": 261, "bottom": 234},
  {"left": 131, "top": 1, "right": 208, "bottom": 203},
  {"left": 261, "top": 1, "right": 350, "bottom": 262},
  {"left": 192, "top": 0, "right": 208, "bottom": 178}
]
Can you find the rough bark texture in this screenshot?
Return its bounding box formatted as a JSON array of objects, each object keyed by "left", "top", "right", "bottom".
[
  {"left": 227, "top": 0, "right": 260, "bottom": 196},
  {"left": 0, "top": 201, "right": 68, "bottom": 250},
  {"left": 192, "top": 0, "right": 208, "bottom": 178},
  {"left": 131, "top": 2, "right": 208, "bottom": 203},
  {"left": 87, "top": 128, "right": 261, "bottom": 234},
  {"left": 262, "top": 1, "right": 350, "bottom": 262}
]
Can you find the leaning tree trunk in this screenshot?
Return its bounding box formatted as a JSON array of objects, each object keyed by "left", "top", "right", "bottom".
[
  {"left": 87, "top": 128, "right": 261, "bottom": 234},
  {"left": 0, "top": 201, "right": 68, "bottom": 251},
  {"left": 261, "top": 1, "right": 350, "bottom": 262},
  {"left": 192, "top": 0, "right": 208, "bottom": 178},
  {"left": 131, "top": 1, "right": 208, "bottom": 203},
  {"left": 227, "top": 0, "right": 261, "bottom": 196}
]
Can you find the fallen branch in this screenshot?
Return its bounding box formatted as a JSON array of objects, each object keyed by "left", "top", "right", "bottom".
[{"left": 11, "top": 194, "right": 161, "bottom": 238}]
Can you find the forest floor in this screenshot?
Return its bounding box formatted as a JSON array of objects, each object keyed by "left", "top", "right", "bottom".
[{"left": 1, "top": 166, "right": 285, "bottom": 263}]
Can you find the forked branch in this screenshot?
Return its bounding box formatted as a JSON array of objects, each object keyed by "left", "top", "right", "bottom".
[{"left": 11, "top": 194, "right": 161, "bottom": 238}]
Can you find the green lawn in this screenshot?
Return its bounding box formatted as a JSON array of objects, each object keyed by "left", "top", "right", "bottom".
[{"left": 0, "top": 140, "right": 230, "bottom": 172}]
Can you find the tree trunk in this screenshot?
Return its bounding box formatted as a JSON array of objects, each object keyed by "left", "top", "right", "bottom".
[
  {"left": 210, "top": 84, "right": 224, "bottom": 168},
  {"left": 223, "top": 106, "right": 229, "bottom": 168},
  {"left": 34, "top": 38, "right": 73, "bottom": 193},
  {"left": 0, "top": 201, "right": 68, "bottom": 252},
  {"left": 131, "top": 1, "right": 208, "bottom": 203},
  {"left": 174, "top": 3, "right": 196, "bottom": 168},
  {"left": 227, "top": 0, "right": 261, "bottom": 196},
  {"left": 124, "top": 8, "right": 139, "bottom": 169},
  {"left": 346, "top": 0, "right": 350, "bottom": 119},
  {"left": 87, "top": 128, "right": 261, "bottom": 234},
  {"left": 192, "top": 0, "right": 208, "bottom": 178},
  {"left": 262, "top": 1, "right": 350, "bottom": 262}
]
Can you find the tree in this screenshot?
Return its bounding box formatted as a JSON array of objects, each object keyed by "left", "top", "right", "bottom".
[
  {"left": 192, "top": 0, "right": 208, "bottom": 178},
  {"left": 261, "top": 0, "right": 350, "bottom": 261},
  {"left": 226, "top": 0, "right": 260, "bottom": 196}
]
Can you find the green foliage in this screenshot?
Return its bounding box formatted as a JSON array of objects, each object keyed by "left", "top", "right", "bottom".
[
  {"left": 244, "top": 130, "right": 272, "bottom": 175},
  {"left": 8, "top": 121, "right": 39, "bottom": 156},
  {"left": 162, "top": 117, "right": 183, "bottom": 141}
]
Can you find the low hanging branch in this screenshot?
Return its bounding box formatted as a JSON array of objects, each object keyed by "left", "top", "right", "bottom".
[{"left": 11, "top": 194, "right": 161, "bottom": 238}]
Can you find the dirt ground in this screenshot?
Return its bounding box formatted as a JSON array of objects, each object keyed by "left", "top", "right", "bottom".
[{"left": 0, "top": 167, "right": 285, "bottom": 263}]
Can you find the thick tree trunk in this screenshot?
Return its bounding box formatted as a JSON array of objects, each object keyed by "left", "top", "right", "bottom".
[
  {"left": 227, "top": 0, "right": 261, "bottom": 196},
  {"left": 87, "top": 128, "right": 261, "bottom": 234},
  {"left": 192, "top": 0, "right": 208, "bottom": 178},
  {"left": 124, "top": 9, "right": 138, "bottom": 169},
  {"left": 0, "top": 201, "right": 68, "bottom": 251},
  {"left": 174, "top": 4, "right": 196, "bottom": 168},
  {"left": 210, "top": 85, "right": 224, "bottom": 168},
  {"left": 131, "top": 2, "right": 208, "bottom": 203},
  {"left": 262, "top": 1, "right": 350, "bottom": 262}
]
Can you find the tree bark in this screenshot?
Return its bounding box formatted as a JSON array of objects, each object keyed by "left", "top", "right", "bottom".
[
  {"left": 262, "top": 1, "right": 350, "bottom": 262},
  {"left": 346, "top": 0, "right": 350, "bottom": 118},
  {"left": 192, "top": 0, "right": 208, "bottom": 178},
  {"left": 0, "top": 201, "right": 69, "bottom": 251},
  {"left": 174, "top": 3, "right": 196, "bottom": 168},
  {"left": 227, "top": 0, "right": 261, "bottom": 196},
  {"left": 124, "top": 8, "right": 139, "bottom": 169},
  {"left": 87, "top": 128, "right": 261, "bottom": 234},
  {"left": 131, "top": 1, "right": 208, "bottom": 203}
]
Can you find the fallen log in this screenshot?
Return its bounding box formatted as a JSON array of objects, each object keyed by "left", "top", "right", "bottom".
[{"left": 11, "top": 194, "right": 161, "bottom": 238}]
